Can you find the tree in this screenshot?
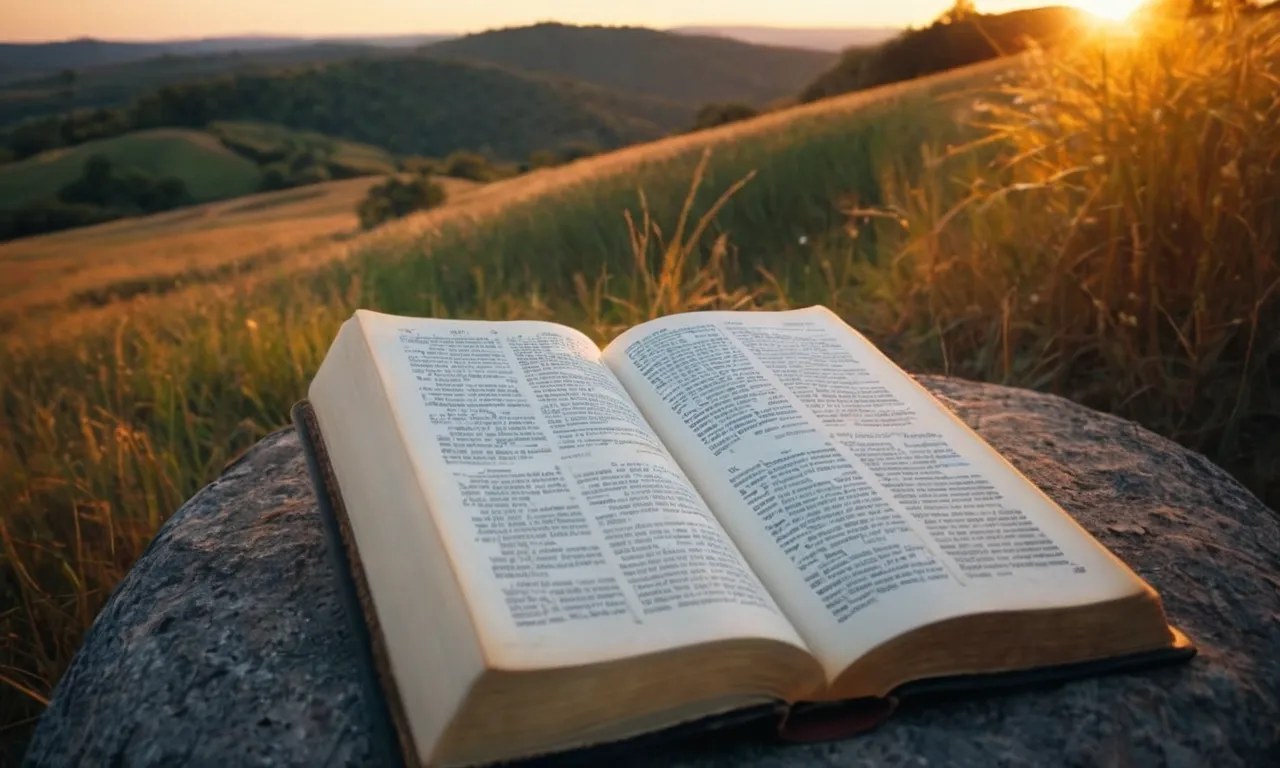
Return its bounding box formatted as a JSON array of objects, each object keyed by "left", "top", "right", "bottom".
[
  {"left": 528, "top": 149, "right": 561, "bottom": 169},
  {"left": 690, "top": 102, "right": 759, "bottom": 132},
  {"left": 357, "top": 174, "right": 448, "bottom": 230},
  {"left": 57, "top": 69, "right": 78, "bottom": 111},
  {"left": 442, "top": 150, "right": 494, "bottom": 181},
  {"left": 936, "top": 0, "right": 978, "bottom": 25}
]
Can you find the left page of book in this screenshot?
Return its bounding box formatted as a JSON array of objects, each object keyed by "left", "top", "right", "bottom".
[{"left": 341, "top": 310, "right": 811, "bottom": 671}]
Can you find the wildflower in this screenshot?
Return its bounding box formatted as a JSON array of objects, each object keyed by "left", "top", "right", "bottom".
[
  {"left": 798, "top": 235, "right": 808, "bottom": 246},
  {"left": 245, "top": 318, "right": 259, "bottom": 331},
  {"left": 1092, "top": 154, "right": 1107, "bottom": 167}
]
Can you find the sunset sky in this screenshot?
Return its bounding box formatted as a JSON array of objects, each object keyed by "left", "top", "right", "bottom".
[{"left": 3, "top": 1, "right": 1077, "bottom": 42}]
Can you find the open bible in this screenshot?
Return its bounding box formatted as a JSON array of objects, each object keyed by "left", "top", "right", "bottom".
[{"left": 295, "top": 306, "right": 1192, "bottom": 768}]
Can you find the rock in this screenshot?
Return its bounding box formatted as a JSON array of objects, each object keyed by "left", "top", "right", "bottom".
[{"left": 25, "top": 377, "right": 1280, "bottom": 767}]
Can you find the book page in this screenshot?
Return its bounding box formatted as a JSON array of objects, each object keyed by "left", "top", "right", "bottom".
[
  {"left": 352, "top": 310, "right": 810, "bottom": 671},
  {"left": 602, "top": 306, "right": 1147, "bottom": 680}
]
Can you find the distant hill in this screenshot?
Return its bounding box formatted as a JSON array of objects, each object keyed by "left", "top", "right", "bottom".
[
  {"left": 670, "top": 26, "right": 899, "bottom": 52},
  {"left": 1, "top": 55, "right": 696, "bottom": 163},
  {"left": 422, "top": 23, "right": 835, "bottom": 106},
  {"left": 799, "top": 6, "right": 1087, "bottom": 103},
  {"left": 0, "top": 35, "right": 452, "bottom": 82},
  {"left": 0, "top": 128, "right": 261, "bottom": 208},
  {"left": 0, "top": 43, "right": 407, "bottom": 127}
]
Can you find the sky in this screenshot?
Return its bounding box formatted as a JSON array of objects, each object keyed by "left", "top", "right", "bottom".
[{"left": 1, "top": 1, "right": 1064, "bottom": 42}]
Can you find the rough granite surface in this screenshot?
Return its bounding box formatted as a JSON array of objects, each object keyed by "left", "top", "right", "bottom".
[{"left": 25, "top": 376, "right": 1280, "bottom": 767}]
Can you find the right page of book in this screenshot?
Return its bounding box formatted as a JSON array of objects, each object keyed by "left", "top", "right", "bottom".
[{"left": 602, "top": 306, "right": 1149, "bottom": 680}]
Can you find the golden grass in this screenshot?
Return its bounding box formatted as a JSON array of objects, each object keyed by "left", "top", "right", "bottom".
[
  {"left": 0, "top": 176, "right": 484, "bottom": 334},
  {"left": 858, "top": 10, "right": 1280, "bottom": 500}
]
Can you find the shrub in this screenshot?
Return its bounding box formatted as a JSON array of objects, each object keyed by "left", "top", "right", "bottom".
[
  {"left": 259, "top": 162, "right": 292, "bottom": 191},
  {"left": 556, "top": 141, "right": 600, "bottom": 163},
  {"left": 441, "top": 150, "right": 494, "bottom": 181},
  {"left": 400, "top": 156, "right": 442, "bottom": 175},
  {"left": 290, "top": 163, "right": 332, "bottom": 186},
  {"left": 527, "top": 149, "right": 561, "bottom": 169},
  {"left": 690, "top": 102, "right": 760, "bottom": 132},
  {"left": 357, "top": 173, "right": 448, "bottom": 230}
]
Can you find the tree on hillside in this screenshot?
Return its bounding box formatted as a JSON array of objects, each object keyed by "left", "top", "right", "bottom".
[
  {"left": 358, "top": 173, "right": 447, "bottom": 230},
  {"left": 58, "top": 69, "right": 79, "bottom": 112},
  {"left": 690, "top": 102, "right": 759, "bottom": 132},
  {"left": 442, "top": 151, "right": 494, "bottom": 181},
  {"left": 937, "top": 0, "right": 979, "bottom": 26},
  {"left": 57, "top": 154, "right": 191, "bottom": 213}
]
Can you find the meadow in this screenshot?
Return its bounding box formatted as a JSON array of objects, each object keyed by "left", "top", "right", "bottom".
[
  {"left": 2, "top": 11, "right": 1278, "bottom": 753},
  {"left": 0, "top": 129, "right": 262, "bottom": 207}
]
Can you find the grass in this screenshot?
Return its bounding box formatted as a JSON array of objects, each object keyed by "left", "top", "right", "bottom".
[
  {"left": 2, "top": 13, "right": 1279, "bottom": 759},
  {"left": 208, "top": 121, "right": 400, "bottom": 176},
  {"left": 0, "top": 128, "right": 263, "bottom": 207},
  {"left": 0, "top": 175, "right": 483, "bottom": 331}
]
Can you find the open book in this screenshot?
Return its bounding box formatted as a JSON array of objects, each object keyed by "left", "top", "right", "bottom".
[{"left": 297, "top": 306, "right": 1191, "bottom": 768}]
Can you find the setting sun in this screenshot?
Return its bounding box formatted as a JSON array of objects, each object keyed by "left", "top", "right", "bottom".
[{"left": 1070, "top": 0, "right": 1149, "bottom": 21}]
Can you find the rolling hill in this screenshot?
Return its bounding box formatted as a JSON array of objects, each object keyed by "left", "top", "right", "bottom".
[
  {"left": 422, "top": 23, "right": 836, "bottom": 106},
  {"left": 0, "top": 128, "right": 261, "bottom": 207},
  {"left": 4, "top": 55, "right": 696, "bottom": 163},
  {"left": 0, "top": 43, "right": 413, "bottom": 127},
  {"left": 670, "top": 26, "right": 900, "bottom": 52},
  {"left": 0, "top": 35, "right": 453, "bottom": 82},
  {"left": 800, "top": 6, "right": 1088, "bottom": 103}
]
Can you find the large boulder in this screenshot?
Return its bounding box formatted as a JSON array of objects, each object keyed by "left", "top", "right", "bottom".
[{"left": 25, "top": 377, "right": 1280, "bottom": 766}]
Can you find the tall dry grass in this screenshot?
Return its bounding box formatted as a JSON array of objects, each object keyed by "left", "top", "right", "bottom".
[{"left": 857, "top": 11, "right": 1280, "bottom": 502}]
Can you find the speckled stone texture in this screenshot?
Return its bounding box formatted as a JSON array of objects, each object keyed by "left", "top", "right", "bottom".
[{"left": 25, "top": 377, "right": 1280, "bottom": 767}]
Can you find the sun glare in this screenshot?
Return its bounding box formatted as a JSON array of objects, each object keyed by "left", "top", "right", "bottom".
[{"left": 1071, "top": 0, "right": 1148, "bottom": 22}]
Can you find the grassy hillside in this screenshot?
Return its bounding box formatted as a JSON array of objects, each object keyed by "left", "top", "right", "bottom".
[
  {"left": 423, "top": 23, "right": 835, "bottom": 105},
  {"left": 0, "top": 175, "right": 483, "bottom": 329},
  {"left": 4, "top": 13, "right": 1279, "bottom": 762},
  {"left": 0, "top": 128, "right": 261, "bottom": 207},
  {"left": 800, "top": 6, "right": 1087, "bottom": 103}
]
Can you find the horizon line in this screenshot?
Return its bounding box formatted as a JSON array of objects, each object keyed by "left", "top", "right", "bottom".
[{"left": 0, "top": 21, "right": 906, "bottom": 47}]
